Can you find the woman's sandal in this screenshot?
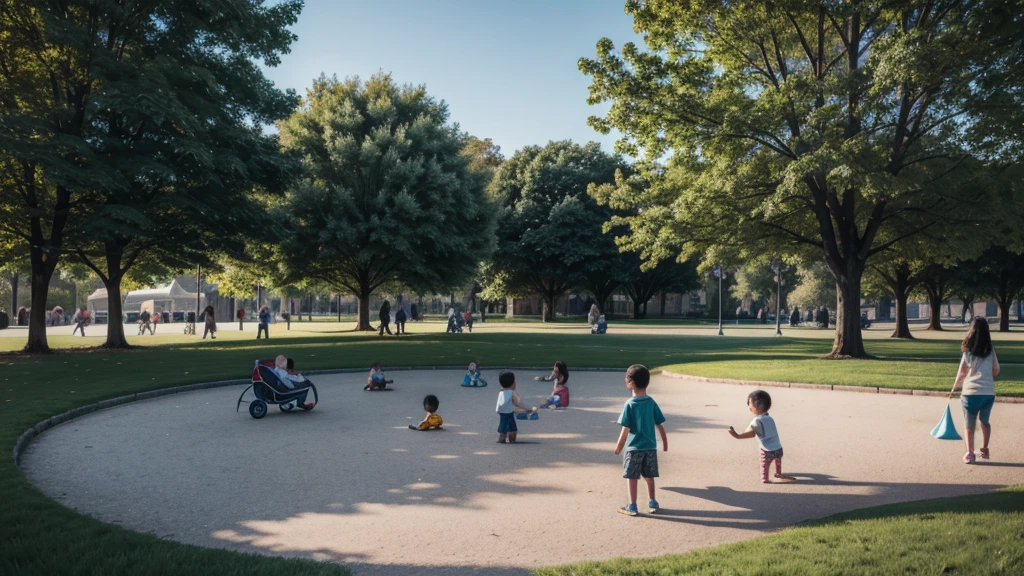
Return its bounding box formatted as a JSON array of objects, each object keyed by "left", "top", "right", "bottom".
[
  {"left": 963, "top": 452, "right": 976, "bottom": 464},
  {"left": 980, "top": 448, "right": 990, "bottom": 460}
]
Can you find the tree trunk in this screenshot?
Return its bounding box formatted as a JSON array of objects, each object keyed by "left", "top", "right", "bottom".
[
  {"left": 998, "top": 300, "right": 1011, "bottom": 332},
  {"left": 659, "top": 293, "right": 666, "bottom": 317},
  {"left": 9, "top": 272, "right": 18, "bottom": 319},
  {"left": 26, "top": 267, "right": 56, "bottom": 353},
  {"left": 632, "top": 299, "right": 642, "bottom": 319},
  {"left": 892, "top": 292, "right": 912, "bottom": 339},
  {"left": 102, "top": 277, "right": 128, "bottom": 348},
  {"left": 830, "top": 263, "right": 867, "bottom": 358},
  {"left": 26, "top": 247, "right": 60, "bottom": 353},
  {"left": 356, "top": 291, "right": 372, "bottom": 330},
  {"left": 542, "top": 299, "right": 554, "bottom": 322},
  {"left": 926, "top": 290, "right": 944, "bottom": 331}
]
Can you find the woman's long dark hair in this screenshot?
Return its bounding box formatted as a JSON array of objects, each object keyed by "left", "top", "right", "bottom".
[
  {"left": 554, "top": 360, "right": 569, "bottom": 384},
  {"left": 961, "top": 317, "right": 993, "bottom": 358}
]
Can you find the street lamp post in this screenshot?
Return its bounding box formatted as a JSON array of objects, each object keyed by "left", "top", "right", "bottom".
[
  {"left": 714, "top": 265, "right": 724, "bottom": 336},
  {"left": 772, "top": 261, "right": 783, "bottom": 336}
]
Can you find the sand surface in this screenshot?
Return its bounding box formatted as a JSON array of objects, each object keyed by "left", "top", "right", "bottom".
[{"left": 22, "top": 370, "right": 1024, "bottom": 575}]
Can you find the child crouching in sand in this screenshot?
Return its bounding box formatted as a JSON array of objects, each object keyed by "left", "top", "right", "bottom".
[
  {"left": 495, "top": 371, "right": 536, "bottom": 443},
  {"left": 729, "top": 390, "right": 795, "bottom": 483}
]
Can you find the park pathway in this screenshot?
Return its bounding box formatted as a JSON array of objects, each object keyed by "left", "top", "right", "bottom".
[{"left": 21, "top": 371, "right": 1024, "bottom": 575}]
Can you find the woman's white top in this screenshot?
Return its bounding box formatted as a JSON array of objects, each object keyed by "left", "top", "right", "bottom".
[{"left": 961, "top": 350, "right": 997, "bottom": 396}]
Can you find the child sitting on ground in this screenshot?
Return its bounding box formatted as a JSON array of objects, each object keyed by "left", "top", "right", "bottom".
[
  {"left": 535, "top": 360, "right": 570, "bottom": 408},
  {"left": 462, "top": 361, "right": 488, "bottom": 387},
  {"left": 409, "top": 395, "right": 444, "bottom": 430},
  {"left": 728, "top": 390, "right": 795, "bottom": 483},
  {"left": 495, "top": 371, "right": 536, "bottom": 443},
  {"left": 365, "top": 362, "right": 394, "bottom": 391}
]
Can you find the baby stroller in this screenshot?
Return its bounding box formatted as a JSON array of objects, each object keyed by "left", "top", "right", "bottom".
[{"left": 236, "top": 360, "right": 319, "bottom": 419}]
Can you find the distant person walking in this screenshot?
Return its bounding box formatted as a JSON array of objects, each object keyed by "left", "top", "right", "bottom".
[
  {"left": 202, "top": 305, "right": 217, "bottom": 339},
  {"left": 378, "top": 300, "right": 393, "bottom": 336},
  {"left": 410, "top": 302, "right": 419, "bottom": 321},
  {"left": 395, "top": 307, "right": 407, "bottom": 335},
  {"left": 71, "top": 308, "right": 90, "bottom": 337},
  {"left": 948, "top": 317, "right": 1000, "bottom": 464},
  {"left": 789, "top": 307, "right": 800, "bottom": 327},
  {"left": 257, "top": 306, "right": 270, "bottom": 340},
  {"left": 139, "top": 310, "right": 154, "bottom": 335}
]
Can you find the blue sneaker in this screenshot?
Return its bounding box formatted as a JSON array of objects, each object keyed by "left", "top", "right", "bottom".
[
  {"left": 617, "top": 503, "right": 638, "bottom": 517},
  {"left": 515, "top": 413, "right": 528, "bottom": 420},
  {"left": 648, "top": 499, "right": 659, "bottom": 514}
]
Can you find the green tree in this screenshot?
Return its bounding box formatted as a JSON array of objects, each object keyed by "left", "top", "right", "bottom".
[
  {"left": 580, "top": 1, "right": 1021, "bottom": 358},
  {"left": 979, "top": 247, "right": 1024, "bottom": 332},
  {"left": 487, "top": 141, "right": 625, "bottom": 321},
  {"left": 789, "top": 261, "right": 837, "bottom": 314},
  {"left": 0, "top": 0, "right": 301, "bottom": 351},
  {"left": 278, "top": 73, "right": 495, "bottom": 330},
  {"left": 623, "top": 257, "right": 699, "bottom": 319}
]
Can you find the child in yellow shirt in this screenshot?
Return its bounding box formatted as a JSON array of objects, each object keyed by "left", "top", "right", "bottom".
[{"left": 409, "top": 395, "right": 443, "bottom": 430}]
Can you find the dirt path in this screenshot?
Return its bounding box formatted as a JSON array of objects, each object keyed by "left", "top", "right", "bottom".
[{"left": 22, "top": 370, "right": 1024, "bottom": 575}]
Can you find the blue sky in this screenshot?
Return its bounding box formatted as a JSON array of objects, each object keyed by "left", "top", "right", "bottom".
[{"left": 261, "top": 0, "right": 642, "bottom": 156}]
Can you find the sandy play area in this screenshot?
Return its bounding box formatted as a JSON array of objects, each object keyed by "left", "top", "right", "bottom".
[{"left": 21, "top": 369, "right": 1024, "bottom": 575}]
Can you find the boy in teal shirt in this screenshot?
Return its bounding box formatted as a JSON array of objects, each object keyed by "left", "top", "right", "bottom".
[{"left": 614, "top": 364, "right": 668, "bottom": 516}]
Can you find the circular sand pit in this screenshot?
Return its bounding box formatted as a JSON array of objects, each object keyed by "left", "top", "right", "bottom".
[{"left": 21, "top": 370, "right": 1024, "bottom": 575}]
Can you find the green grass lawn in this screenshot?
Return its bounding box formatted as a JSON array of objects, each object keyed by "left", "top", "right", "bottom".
[
  {"left": 2, "top": 326, "right": 1023, "bottom": 575},
  {"left": 538, "top": 485, "right": 1024, "bottom": 576}
]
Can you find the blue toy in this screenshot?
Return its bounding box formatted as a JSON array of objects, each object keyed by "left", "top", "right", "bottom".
[
  {"left": 515, "top": 412, "right": 539, "bottom": 420},
  {"left": 930, "top": 402, "right": 961, "bottom": 440}
]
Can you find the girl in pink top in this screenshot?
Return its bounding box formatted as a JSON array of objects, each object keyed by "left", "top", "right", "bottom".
[{"left": 536, "top": 360, "right": 570, "bottom": 408}]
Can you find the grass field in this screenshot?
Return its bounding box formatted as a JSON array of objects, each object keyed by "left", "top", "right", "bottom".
[{"left": 3, "top": 323, "right": 1023, "bottom": 575}]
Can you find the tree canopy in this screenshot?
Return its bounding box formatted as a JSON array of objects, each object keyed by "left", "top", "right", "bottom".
[
  {"left": 0, "top": 0, "right": 302, "bottom": 350},
  {"left": 277, "top": 73, "right": 495, "bottom": 330},
  {"left": 581, "top": 0, "right": 1023, "bottom": 357},
  {"left": 485, "top": 140, "right": 626, "bottom": 321}
]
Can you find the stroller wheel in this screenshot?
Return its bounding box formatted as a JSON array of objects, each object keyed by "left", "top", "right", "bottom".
[{"left": 249, "top": 400, "right": 268, "bottom": 419}]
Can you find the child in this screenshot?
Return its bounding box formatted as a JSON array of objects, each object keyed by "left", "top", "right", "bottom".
[
  {"left": 495, "top": 371, "right": 536, "bottom": 443},
  {"left": 535, "top": 360, "right": 570, "bottom": 408},
  {"left": 729, "top": 390, "right": 795, "bottom": 483},
  {"left": 462, "top": 361, "right": 488, "bottom": 387},
  {"left": 274, "top": 355, "right": 313, "bottom": 409},
  {"left": 614, "top": 364, "right": 668, "bottom": 516},
  {"left": 409, "top": 395, "right": 444, "bottom": 430},
  {"left": 365, "top": 362, "right": 394, "bottom": 390}
]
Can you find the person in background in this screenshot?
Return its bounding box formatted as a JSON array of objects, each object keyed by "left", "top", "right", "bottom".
[
  {"left": 588, "top": 304, "right": 600, "bottom": 332},
  {"left": 395, "top": 306, "right": 407, "bottom": 335},
  {"left": 202, "top": 304, "right": 217, "bottom": 339},
  {"left": 257, "top": 306, "right": 270, "bottom": 339},
  {"left": 378, "top": 300, "right": 393, "bottom": 336}
]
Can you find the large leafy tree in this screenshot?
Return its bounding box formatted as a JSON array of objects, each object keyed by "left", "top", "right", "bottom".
[
  {"left": 278, "top": 73, "right": 495, "bottom": 330},
  {"left": 486, "top": 141, "right": 625, "bottom": 322},
  {"left": 0, "top": 0, "right": 301, "bottom": 351},
  {"left": 580, "top": 1, "right": 1021, "bottom": 358}
]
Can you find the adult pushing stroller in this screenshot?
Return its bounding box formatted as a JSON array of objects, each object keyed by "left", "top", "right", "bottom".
[{"left": 236, "top": 360, "right": 319, "bottom": 419}]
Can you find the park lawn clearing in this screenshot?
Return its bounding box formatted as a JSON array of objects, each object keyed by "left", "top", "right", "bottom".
[
  {"left": 3, "top": 327, "right": 1024, "bottom": 575},
  {"left": 536, "top": 485, "right": 1024, "bottom": 576}
]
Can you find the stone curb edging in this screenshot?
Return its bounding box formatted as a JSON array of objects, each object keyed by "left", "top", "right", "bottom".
[
  {"left": 657, "top": 371, "right": 1024, "bottom": 404},
  {"left": 11, "top": 366, "right": 624, "bottom": 467}
]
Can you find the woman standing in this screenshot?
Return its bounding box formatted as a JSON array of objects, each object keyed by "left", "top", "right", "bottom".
[
  {"left": 948, "top": 317, "right": 1000, "bottom": 463},
  {"left": 202, "top": 305, "right": 217, "bottom": 339}
]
